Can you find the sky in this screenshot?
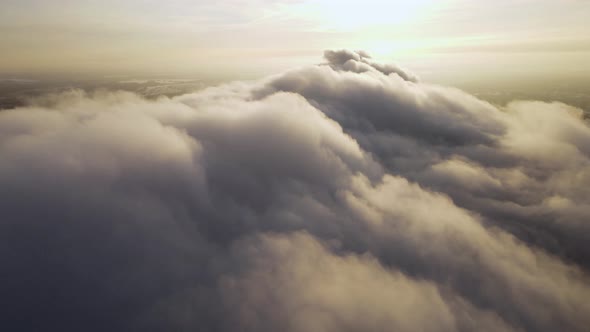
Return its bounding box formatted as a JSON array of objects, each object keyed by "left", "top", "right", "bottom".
[{"left": 1, "top": 0, "right": 589, "bottom": 81}]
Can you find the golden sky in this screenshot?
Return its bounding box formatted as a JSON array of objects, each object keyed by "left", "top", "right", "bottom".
[{"left": 1, "top": 0, "right": 589, "bottom": 81}]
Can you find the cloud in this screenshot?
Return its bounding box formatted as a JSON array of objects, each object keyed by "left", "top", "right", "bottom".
[
  {"left": 323, "top": 49, "right": 419, "bottom": 82},
  {"left": 1, "top": 50, "right": 589, "bottom": 332},
  {"left": 221, "top": 232, "right": 516, "bottom": 332}
]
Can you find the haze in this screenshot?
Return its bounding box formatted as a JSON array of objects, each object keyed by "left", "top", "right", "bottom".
[{"left": 2, "top": 0, "right": 590, "bottom": 82}]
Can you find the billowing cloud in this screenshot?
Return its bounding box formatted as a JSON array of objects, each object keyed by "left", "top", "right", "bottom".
[
  {"left": 1, "top": 50, "right": 589, "bottom": 332},
  {"left": 323, "top": 49, "right": 419, "bottom": 82}
]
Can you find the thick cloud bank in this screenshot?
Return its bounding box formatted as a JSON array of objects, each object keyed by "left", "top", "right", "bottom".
[{"left": 1, "top": 50, "right": 589, "bottom": 332}]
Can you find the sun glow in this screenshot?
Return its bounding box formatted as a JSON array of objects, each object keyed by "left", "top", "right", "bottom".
[
  {"left": 273, "top": 0, "right": 451, "bottom": 59},
  {"left": 286, "top": 0, "right": 443, "bottom": 31}
]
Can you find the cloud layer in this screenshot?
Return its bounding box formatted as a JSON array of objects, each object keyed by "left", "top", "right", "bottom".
[{"left": 1, "top": 50, "right": 589, "bottom": 332}]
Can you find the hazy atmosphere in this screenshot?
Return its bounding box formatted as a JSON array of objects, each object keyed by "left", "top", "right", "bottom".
[
  {"left": 2, "top": 0, "right": 590, "bottom": 80},
  {"left": 1, "top": 1, "right": 589, "bottom": 332}
]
